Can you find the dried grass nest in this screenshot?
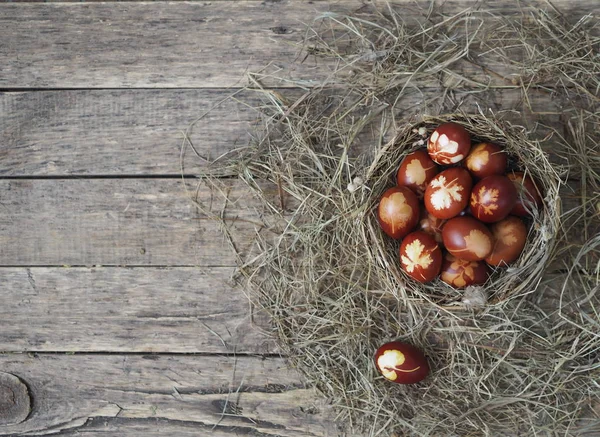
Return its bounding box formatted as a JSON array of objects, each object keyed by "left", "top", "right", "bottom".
[
  {"left": 188, "top": 3, "right": 600, "bottom": 436},
  {"left": 364, "top": 114, "right": 561, "bottom": 308},
  {"left": 230, "top": 100, "right": 576, "bottom": 437}
]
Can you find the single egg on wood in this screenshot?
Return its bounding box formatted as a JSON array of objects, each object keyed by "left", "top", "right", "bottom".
[
  {"left": 470, "top": 175, "right": 517, "bottom": 223},
  {"left": 374, "top": 341, "right": 430, "bottom": 384},
  {"left": 399, "top": 231, "right": 442, "bottom": 283},
  {"left": 465, "top": 142, "right": 507, "bottom": 179},
  {"left": 377, "top": 186, "right": 420, "bottom": 239},
  {"left": 507, "top": 172, "right": 543, "bottom": 217},
  {"left": 424, "top": 167, "right": 473, "bottom": 219},
  {"left": 396, "top": 149, "right": 439, "bottom": 198},
  {"left": 440, "top": 252, "right": 489, "bottom": 288},
  {"left": 485, "top": 216, "right": 528, "bottom": 266},
  {"left": 419, "top": 209, "right": 446, "bottom": 243},
  {"left": 442, "top": 216, "right": 494, "bottom": 261},
  {"left": 427, "top": 122, "right": 471, "bottom": 165}
]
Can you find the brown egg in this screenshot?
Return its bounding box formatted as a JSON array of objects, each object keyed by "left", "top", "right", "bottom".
[
  {"left": 377, "top": 186, "right": 420, "bottom": 239},
  {"left": 399, "top": 231, "right": 442, "bottom": 283},
  {"left": 470, "top": 175, "right": 517, "bottom": 223},
  {"left": 442, "top": 216, "right": 494, "bottom": 261},
  {"left": 440, "top": 252, "right": 489, "bottom": 288},
  {"left": 424, "top": 167, "right": 473, "bottom": 219},
  {"left": 427, "top": 122, "right": 471, "bottom": 165},
  {"left": 507, "top": 172, "right": 543, "bottom": 217},
  {"left": 396, "top": 150, "right": 439, "bottom": 198},
  {"left": 374, "top": 341, "right": 429, "bottom": 384},
  {"left": 465, "top": 142, "right": 507, "bottom": 179},
  {"left": 485, "top": 216, "right": 528, "bottom": 266},
  {"left": 419, "top": 209, "right": 446, "bottom": 243}
]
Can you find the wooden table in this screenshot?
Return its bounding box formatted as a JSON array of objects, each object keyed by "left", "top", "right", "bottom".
[{"left": 0, "top": 1, "right": 597, "bottom": 436}]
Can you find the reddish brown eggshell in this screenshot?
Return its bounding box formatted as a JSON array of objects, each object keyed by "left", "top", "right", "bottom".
[
  {"left": 485, "top": 216, "right": 528, "bottom": 266},
  {"left": 419, "top": 209, "right": 446, "bottom": 243},
  {"left": 470, "top": 175, "right": 517, "bottom": 223},
  {"left": 399, "top": 231, "right": 442, "bottom": 283},
  {"left": 440, "top": 252, "right": 489, "bottom": 288},
  {"left": 396, "top": 150, "right": 439, "bottom": 198},
  {"left": 374, "top": 341, "right": 430, "bottom": 384},
  {"left": 507, "top": 172, "right": 543, "bottom": 217},
  {"left": 424, "top": 167, "right": 473, "bottom": 220},
  {"left": 377, "top": 186, "right": 420, "bottom": 239},
  {"left": 427, "top": 122, "right": 471, "bottom": 165},
  {"left": 442, "top": 216, "right": 494, "bottom": 261},
  {"left": 465, "top": 142, "right": 507, "bottom": 179}
]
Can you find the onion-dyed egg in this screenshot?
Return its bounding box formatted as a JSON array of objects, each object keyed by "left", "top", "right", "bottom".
[
  {"left": 399, "top": 231, "right": 442, "bottom": 283},
  {"left": 396, "top": 150, "right": 439, "bottom": 198},
  {"left": 507, "top": 172, "right": 543, "bottom": 216},
  {"left": 470, "top": 175, "right": 517, "bottom": 223},
  {"left": 427, "top": 122, "right": 471, "bottom": 165},
  {"left": 374, "top": 341, "right": 430, "bottom": 384},
  {"left": 442, "top": 216, "right": 494, "bottom": 261},
  {"left": 424, "top": 167, "right": 473, "bottom": 219},
  {"left": 465, "top": 142, "right": 507, "bottom": 179},
  {"left": 419, "top": 209, "right": 446, "bottom": 243},
  {"left": 377, "top": 186, "right": 420, "bottom": 239},
  {"left": 485, "top": 216, "right": 527, "bottom": 266},
  {"left": 440, "top": 252, "right": 489, "bottom": 288}
]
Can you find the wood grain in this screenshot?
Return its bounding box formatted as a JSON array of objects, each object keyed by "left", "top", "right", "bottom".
[
  {"left": 0, "top": 89, "right": 259, "bottom": 176},
  {"left": 0, "top": 354, "right": 335, "bottom": 436},
  {"left": 0, "top": 87, "right": 582, "bottom": 176},
  {"left": 0, "top": 267, "right": 274, "bottom": 353},
  {"left": 0, "top": 178, "right": 591, "bottom": 267},
  {"left": 0, "top": 178, "right": 273, "bottom": 267},
  {"left": 0, "top": 266, "right": 589, "bottom": 354},
  {"left": 0, "top": 1, "right": 355, "bottom": 89},
  {"left": 0, "top": 1, "right": 596, "bottom": 89}
]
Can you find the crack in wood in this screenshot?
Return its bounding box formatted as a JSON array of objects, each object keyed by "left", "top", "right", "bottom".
[
  {"left": 50, "top": 417, "right": 295, "bottom": 437},
  {"left": 103, "top": 383, "right": 306, "bottom": 397}
]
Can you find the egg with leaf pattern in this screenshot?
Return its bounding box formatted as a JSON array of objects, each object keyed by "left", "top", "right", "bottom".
[
  {"left": 470, "top": 175, "right": 517, "bottom": 223},
  {"left": 396, "top": 150, "right": 439, "bottom": 198},
  {"left": 485, "top": 216, "right": 528, "bottom": 266},
  {"left": 440, "top": 252, "right": 489, "bottom": 288},
  {"left": 442, "top": 216, "right": 494, "bottom": 261},
  {"left": 465, "top": 142, "right": 507, "bottom": 179},
  {"left": 377, "top": 186, "right": 420, "bottom": 239},
  {"left": 507, "top": 172, "right": 543, "bottom": 217},
  {"left": 424, "top": 167, "right": 473, "bottom": 219},
  {"left": 374, "top": 341, "right": 430, "bottom": 384},
  {"left": 427, "top": 122, "right": 471, "bottom": 165},
  {"left": 399, "top": 231, "right": 442, "bottom": 283}
]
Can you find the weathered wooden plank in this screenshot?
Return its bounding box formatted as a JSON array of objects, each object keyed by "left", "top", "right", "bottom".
[
  {"left": 0, "top": 87, "right": 585, "bottom": 176},
  {"left": 0, "top": 179, "right": 592, "bottom": 267},
  {"left": 0, "top": 1, "right": 596, "bottom": 89},
  {"left": 0, "top": 178, "right": 271, "bottom": 267},
  {"left": 0, "top": 267, "right": 275, "bottom": 353},
  {"left": 0, "top": 264, "right": 593, "bottom": 353},
  {"left": 0, "top": 89, "right": 259, "bottom": 176},
  {"left": 0, "top": 354, "right": 335, "bottom": 436},
  {"left": 0, "top": 1, "right": 354, "bottom": 89}
]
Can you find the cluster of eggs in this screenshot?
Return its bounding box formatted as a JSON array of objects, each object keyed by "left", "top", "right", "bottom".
[
  {"left": 377, "top": 122, "right": 543, "bottom": 289},
  {"left": 373, "top": 123, "right": 543, "bottom": 385}
]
